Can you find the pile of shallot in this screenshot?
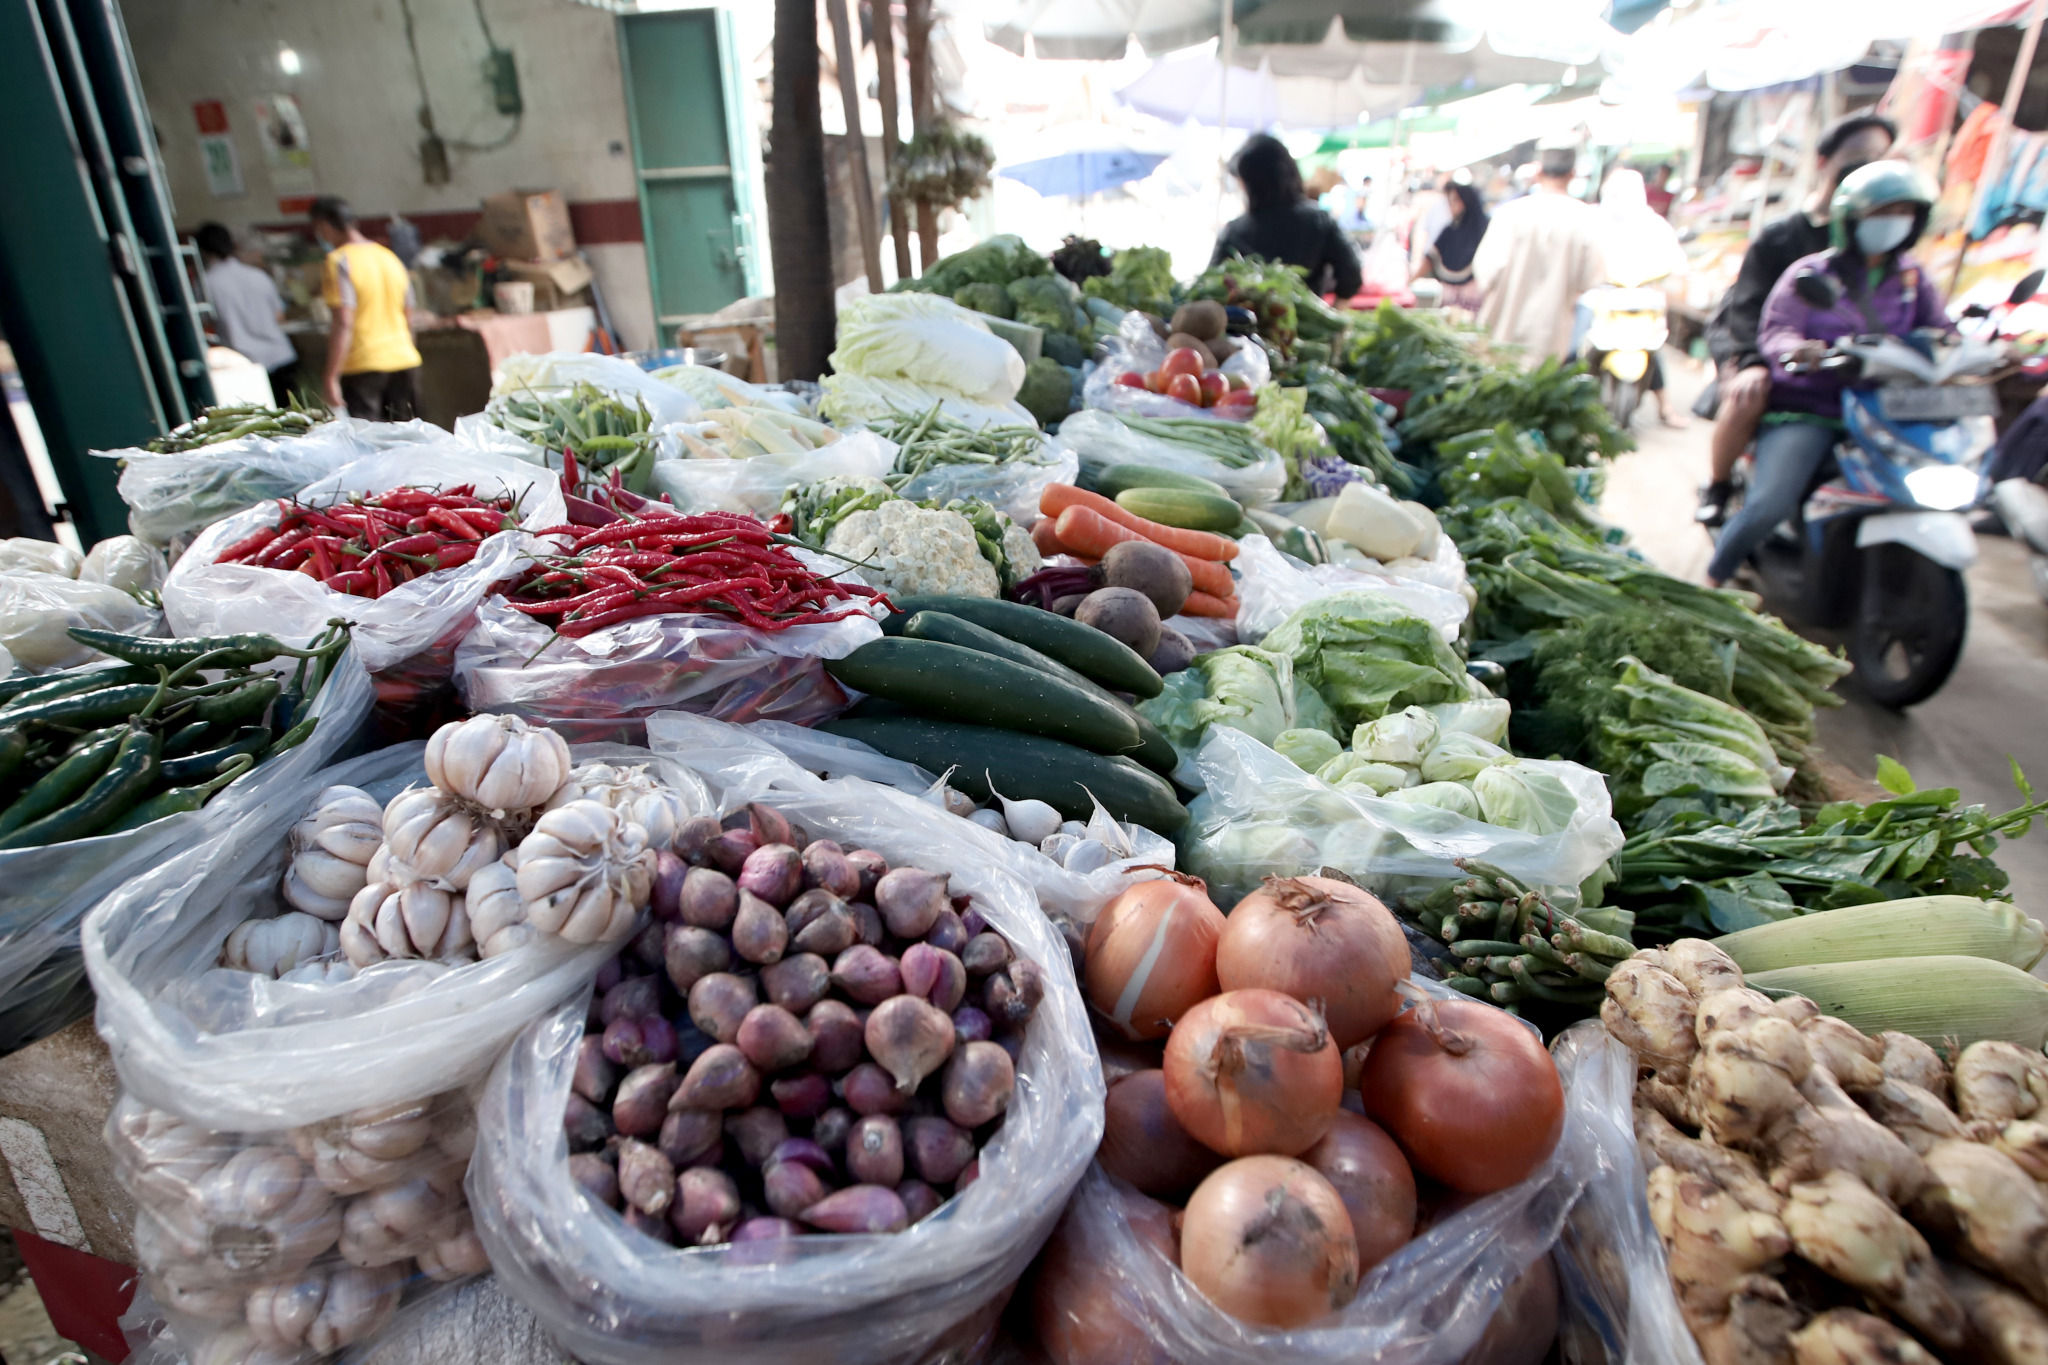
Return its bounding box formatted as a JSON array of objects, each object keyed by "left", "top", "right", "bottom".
[
  {"left": 564, "top": 802, "right": 1044, "bottom": 1244},
  {"left": 1040, "top": 871, "right": 1568, "bottom": 1346}
]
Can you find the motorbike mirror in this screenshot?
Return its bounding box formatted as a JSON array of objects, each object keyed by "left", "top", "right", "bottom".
[
  {"left": 1792, "top": 271, "right": 1843, "bottom": 309},
  {"left": 2010, "top": 268, "right": 2045, "bottom": 306}
]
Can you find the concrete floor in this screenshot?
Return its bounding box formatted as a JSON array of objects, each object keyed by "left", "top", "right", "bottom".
[{"left": 1600, "top": 351, "right": 2048, "bottom": 911}]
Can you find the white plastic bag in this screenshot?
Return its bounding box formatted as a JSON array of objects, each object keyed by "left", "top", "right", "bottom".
[
  {"left": 649, "top": 430, "right": 897, "bottom": 519},
  {"left": 80, "top": 535, "right": 169, "bottom": 594},
  {"left": 1181, "top": 726, "right": 1621, "bottom": 908},
  {"left": 1057, "top": 407, "right": 1287, "bottom": 508},
  {"left": 1234, "top": 535, "right": 1468, "bottom": 646},
  {"left": 820, "top": 374, "right": 1039, "bottom": 430},
  {"left": 160, "top": 447, "right": 567, "bottom": 676},
  {"left": 829, "top": 293, "right": 1027, "bottom": 406},
  {"left": 454, "top": 595, "right": 881, "bottom": 744},
  {"left": 894, "top": 439, "right": 1079, "bottom": 528},
  {"left": 466, "top": 759, "right": 1103, "bottom": 1365},
  {"left": 0, "top": 572, "right": 161, "bottom": 672},
  {"left": 102, "top": 421, "right": 374, "bottom": 552},
  {"left": 1079, "top": 311, "right": 1272, "bottom": 422}
]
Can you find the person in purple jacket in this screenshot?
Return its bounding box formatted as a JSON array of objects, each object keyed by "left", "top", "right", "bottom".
[{"left": 1706, "top": 161, "right": 1951, "bottom": 587}]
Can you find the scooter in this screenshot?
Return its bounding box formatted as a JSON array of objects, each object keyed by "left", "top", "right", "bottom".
[
  {"left": 1581, "top": 284, "right": 1670, "bottom": 428},
  {"left": 1714, "top": 272, "right": 2005, "bottom": 708}
]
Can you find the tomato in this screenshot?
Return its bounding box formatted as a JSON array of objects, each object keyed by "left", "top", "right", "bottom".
[
  {"left": 1216, "top": 388, "right": 1258, "bottom": 411},
  {"left": 1198, "top": 373, "right": 1228, "bottom": 406},
  {"left": 1144, "top": 371, "right": 1170, "bottom": 395},
  {"left": 1166, "top": 373, "right": 1203, "bottom": 406},
  {"left": 1161, "top": 348, "right": 1207, "bottom": 380},
  {"left": 1115, "top": 371, "right": 1148, "bottom": 389},
  {"left": 1224, "top": 373, "right": 1250, "bottom": 393}
]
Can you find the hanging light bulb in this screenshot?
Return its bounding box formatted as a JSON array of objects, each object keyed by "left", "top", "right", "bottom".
[{"left": 279, "top": 45, "right": 302, "bottom": 76}]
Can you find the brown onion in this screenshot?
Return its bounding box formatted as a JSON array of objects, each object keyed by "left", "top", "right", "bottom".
[
  {"left": 1459, "top": 1256, "right": 1559, "bottom": 1365},
  {"left": 674, "top": 815, "right": 721, "bottom": 863},
  {"left": 1302, "top": 1111, "right": 1416, "bottom": 1271},
  {"left": 1100, "top": 1069, "right": 1221, "bottom": 1200},
  {"left": 866, "top": 995, "right": 955, "bottom": 1094},
  {"left": 1031, "top": 1188, "right": 1179, "bottom": 1365},
  {"left": 1216, "top": 876, "right": 1408, "bottom": 1049},
  {"left": 1163, "top": 989, "right": 1342, "bottom": 1158},
  {"left": 687, "top": 973, "right": 756, "bottom": 1044},
  {"left": 876, "top": 867, "right": 950, "bottom": 938},
  {"left": 1083, "top": 872, "right": 1224, "bottom": 1041},
  {"left": 1359, "top": 993, "right": 1563, "bottom": 1195},
  {"left": 1181, "top": 1156, "right": 1359, "bottom": 1328},
  {"left": 761, "top": 954, "right": 831, "bottom": 1014}
]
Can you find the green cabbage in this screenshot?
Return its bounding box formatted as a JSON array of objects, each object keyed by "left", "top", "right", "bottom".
[
  {"left": 1473, "top": 761, "right": 1579, "bottom": 835},
  {"left": 1276, "top": 728, "right": 1345, "bottom": 772},
  {"left": 1422, "top": 697, "right": 1512, "bottom": 746},
  {"left": 1420, "top": 732, "right": 1508, "bottom": 784},
  {"left": 1352, "top": 707, "right": 1439, "bottom": 766},
  {"left": 1138, "top": 646, "right": 1301, "bottom": 752},
  {"left": 1385, "top": 781, "right": 1482, "bottom": 820},
  {"left": 1314, "top": 754, "right": 1414, "bottom": 795},
  {"left": 1006, "top": 276, "right": 1087, "bottom": 337},
  {"left": 1263, "top": 592, "right": 1468, "bottom": 728}
]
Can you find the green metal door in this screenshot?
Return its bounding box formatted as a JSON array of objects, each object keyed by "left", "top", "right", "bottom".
[{"left": 618, "top": 10, "right": 766, "bottom": 344}]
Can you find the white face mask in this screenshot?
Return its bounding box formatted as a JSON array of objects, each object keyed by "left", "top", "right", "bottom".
[{"left": 1855, "top": 215, "right": 1914, "bottom": 255}]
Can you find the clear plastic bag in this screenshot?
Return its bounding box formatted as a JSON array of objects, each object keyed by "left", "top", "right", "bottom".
[
  {"left": 819, "top": 374, "right": 1039, "bottom": 431},
  {"left": 466, "top": 761, "right": 1104, "bottom": 1365},
  {"left": 0, "top": 644, "right": 374, "bottom": 1055},
  {"left": 453, "top": 595, "right": 881, "bottom": 745},
  {"left": 893, "top": 439, "right": 1079, "bottom": 528},
  {"left": 648, "top": 430, "right": 897, "bottom": 519},
  {"left": 1079, "top": 312, "right": 1272, "bottom": 422},
  {"left": 490, "top": 352, "right": 705, "bottom": 428},
  {"left": 1057, "top": 408, "right": 1287, "bottom": 508},
  {"left": 1234, "top": 536, "right": 1468, "bottom": 647},
  {"left": 1180, "top": 726, "right": 1622, "bottom": 908},
  {"left": 160, "top": 448, "right": 568, "bottom": 676},
  {"left": 103, "top": 421, "right": 375, "bottom": 552},
  {"left": 0, "top": 571, "right": 161, "bottom": 672},
  {"left": 80, "top": 535, "right": 170, "bottom": 594}
]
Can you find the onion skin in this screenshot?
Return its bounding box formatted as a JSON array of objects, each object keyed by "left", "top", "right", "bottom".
[
  {"left": 724, "top": 1107, "right": 789, "bottom": 1167},
  {"left": 1164, "top": 989, "right": 1342, "bottom": 1158},
  {"left": 761, "top": 954, "right": 830, "bottom": 1015},
  {"left": 678, "top": 868, "right": 738, "bottom": 930},
  {"left": 941, "top": 1042, "right": 1016, "bottom": 1129},
  {"left": 612, "top": 1063, "right": 680, "bottom": 1138},
  {"left": 806, "top": 1000, "right": 865, "bottom": 1073},
  {"left": 1215, "top": 876, "right": 1408, "bottom": 1049},
  {"left": 1100, "top": 1069, "right": 1221, "bottom": 1201},
  {"left": 1083, "top": 872, "right": 1224, "bottom": 1041},
  {"left": 1302, "top": 1111, "right": 1417, "bottom": 1271},
  {"left": 657, "top": 1108, "right": 722, "bottom": 1169},
  {"left": 1181, "top": 1156, "right": 1359, "bottom": 1329},
  {"left": 897, "top": 1179, "right": 943, "bottom": 1224},
  {"left": 1031, "top": 1187, "right": 1180, "bottom": 1365},
  {"left": 1359, "top": 995, "right": 1564, "bottom": 1195}
]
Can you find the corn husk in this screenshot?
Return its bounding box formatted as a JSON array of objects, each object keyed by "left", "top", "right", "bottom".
[
  {"left": 1712, "top": 896, "right": 2046, "bottom": 974},
  {"left": 1748, "top": 956, "right": 2048, "bottom": 1050}
]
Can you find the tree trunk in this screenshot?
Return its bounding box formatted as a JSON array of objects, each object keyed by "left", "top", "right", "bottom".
[
  {"left": 903, "top": 0, "right": 939, "bottom": 270},
  {"left": 870, "top": 2, "right": 913, "bottom": 280},
  {"left": 768, "top": 0, "right": 835, "bottom": 381}
]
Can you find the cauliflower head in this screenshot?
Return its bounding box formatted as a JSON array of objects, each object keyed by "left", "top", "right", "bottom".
[{"left": 824, "top": 500, "right": 1000, "bottom": 599}]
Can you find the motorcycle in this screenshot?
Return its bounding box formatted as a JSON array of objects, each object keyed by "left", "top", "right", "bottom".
[
  {"left": 1581, "top": 284, "right": 1670, "bottom": 428},
  {"left": 1714, "top": 271, "right": 2005, "bottom": 708}
]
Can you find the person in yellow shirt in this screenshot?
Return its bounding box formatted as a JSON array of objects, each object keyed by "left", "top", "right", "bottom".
[{"left": 310, "top": 196, "right": 423, "bottom": 419}]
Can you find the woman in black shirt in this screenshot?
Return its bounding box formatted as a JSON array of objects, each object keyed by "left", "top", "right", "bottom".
[{"left": 1211, "top": 135, "right": 1363, "bottom": 298}]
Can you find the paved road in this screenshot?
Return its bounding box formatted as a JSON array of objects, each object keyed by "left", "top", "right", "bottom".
[{"left": 1598, "top": 351, "right": 2048, "bottom": 910}]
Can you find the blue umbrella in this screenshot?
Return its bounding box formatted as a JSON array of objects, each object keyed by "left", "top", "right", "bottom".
[{"left": 997, "top": 147, "right": 1171, "bottom": 199}]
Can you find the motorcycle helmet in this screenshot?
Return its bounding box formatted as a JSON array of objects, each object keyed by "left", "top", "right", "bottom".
[{"left": 1830, "top": 160, "right": 1938, "bottom": 253}]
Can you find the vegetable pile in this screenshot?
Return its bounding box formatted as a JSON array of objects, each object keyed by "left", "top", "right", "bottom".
[
  {"left": 214, "top": 486, "right": 520, "bottom": 597},
  {"left": 490, "top": 383, "right": 664, "bottom": 492},
  {"left": 144, "top": 401, "right": 329, "bottom": 453},
  {"left": 561, "top": 803, "right": 1042, "bottom": 1243}
]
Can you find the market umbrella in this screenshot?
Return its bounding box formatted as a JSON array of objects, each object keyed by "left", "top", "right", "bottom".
[
  {"left": 1233, "top": 0, "right": 1616, "bottom": 86},
  {"left": 983, "top": 0, "right": 1223, "bottom": 59},
  {"left": 1313, "top": 110, "right": 1457, "bottom": 153},
  {"left": 997, "top": 146, "right": 1172, "bottom": 198},
  {"left": 1118, "top": 47, "right": 1417, "bottom": 128}
]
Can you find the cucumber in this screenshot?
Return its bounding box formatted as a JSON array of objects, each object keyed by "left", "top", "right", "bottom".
[
  {"left": 880, "top": 596, "right": 1163, "bottom": 698},
  {"left": 826, "top": 638, "right": 1142, "bottom": 756},
  {"left": 900, "top": 612, "right": 1178, "bottom": 775},
  {"left": 822, "top": 717, "right": 1187, "bottom": 831},
  {"left": 1089, "top": 464, "right": 1233, "bottom": 500},
  {"left": 1114, "top": 487, "right": 1243, "bottom": 533}
]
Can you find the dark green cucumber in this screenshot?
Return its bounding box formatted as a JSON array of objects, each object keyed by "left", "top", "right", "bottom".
[
  {"left": 1088, "top": 464, "right": 1233, "bottom": 500},
  {"left": 821, "top": 717, "right": 1187, "bottom": 830},
  {"left": 879, "top": 595, "right": 1163, "bottom": 698},
  {"left": 899, "top": 612, "right": 1178, "bottom": 775},
  {"left": 826, "top": 639, "right": 1141, "bottom": 756}
]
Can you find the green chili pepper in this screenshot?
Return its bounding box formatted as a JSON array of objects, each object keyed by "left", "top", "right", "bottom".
[
  {"left": 162, "top": 720, "right": 218, "bottom": 757},
  {"left": 158, "top": 726, "right": 271, "bottom": 784},
  {"left": 66, "top": 628, "right": 333, "bottom": 672},
  {"left": 103, "top": 754, "right": 256, "bottom": 833},
  {"left": 0, "top": 727, "right": 125, "bottom": 835},
  {"left": 0, "top": 664, "right": 155, "bottom": 711},
  {"left": 0, "top": 724, "right": 161, "bottom": 848},
  {"left": 0, "top": 728, "right": 27, "bottom": 787},
  {"left": 187, "top": 676, "right": 281, "bottom": 726}
]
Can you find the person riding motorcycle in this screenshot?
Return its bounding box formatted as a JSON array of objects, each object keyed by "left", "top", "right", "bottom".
[{"left": 1705, "top": 161, "right": 1954, "bottom": 588}]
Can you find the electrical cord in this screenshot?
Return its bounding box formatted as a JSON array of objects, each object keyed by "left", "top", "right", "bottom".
[{"left": 395, "top": 0, "right": 522, "bottom": 155}]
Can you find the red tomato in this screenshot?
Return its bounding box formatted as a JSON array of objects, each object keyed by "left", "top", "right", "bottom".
[
  {"left": 1198, "top": 373, "right": 1228, "bottom": 405},
  {"left": 1161, "top": 348, "right": 1207, "bottom": 380},
  {"left": 1166, "top": 373, "right": 1203, "bottom": 406},
  {"left": 1216, "top": 388, "right": 1258, "bottom": 411},
  {"left": 1115, "top": 371, "right": 1148, "bottom": 389},
  {"left": 1144, "top": 371, "right": 1170, "bottom": 395}
]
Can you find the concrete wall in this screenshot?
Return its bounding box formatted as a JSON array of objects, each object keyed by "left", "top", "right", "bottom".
[{"left": 126, "top": 0, "right": 657, "bottom": 349}]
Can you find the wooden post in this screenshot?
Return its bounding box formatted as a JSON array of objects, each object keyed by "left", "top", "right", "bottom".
[
  {"left": 768, "top": 0, "right": 835, "bottom": 380},
  {"left": 827, "top": 0, "right": 885, "bottom": 294},
  {"left": 904, "top": 0, "right": 939, "bottom": 270},
  {"left": 871, "top": 1, "right": 913, "bottom": 280}
]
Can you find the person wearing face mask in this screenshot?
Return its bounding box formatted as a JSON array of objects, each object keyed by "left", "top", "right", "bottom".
[
  {"left": 1697, "top": 114, "right": 1897, "bottom": 526},
  {"left": 1704, "top": 161, "right": 1951, "bottom": 588}
]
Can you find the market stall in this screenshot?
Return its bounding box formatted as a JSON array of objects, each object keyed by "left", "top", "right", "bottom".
[{"left": 0, "top": 234, "right": 2042, "bottom": 1365}]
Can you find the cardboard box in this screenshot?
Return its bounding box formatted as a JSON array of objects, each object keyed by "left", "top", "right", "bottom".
[
  {"left": 499, "top": 255, "right": 592, "bottom": 311},
  {"left": 480, "top": 190, "right": 575, "bottom": 261}
]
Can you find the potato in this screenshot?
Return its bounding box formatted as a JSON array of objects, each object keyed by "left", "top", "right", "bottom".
[
  {"left": 1171, "top": 300, "right": 1228, "bottom": 342},
  {"left": 1163, "top": 334, "right": 1216, "bottom": 370},
  {"left": 1100, "top": 541, "right": 1191, "bottom": 619},
  {"left": 1075, "top": 587, "right": 1161, "bottom": 658}
]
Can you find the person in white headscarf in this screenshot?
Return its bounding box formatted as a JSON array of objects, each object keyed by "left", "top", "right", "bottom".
[{"left": 1594, "top": 166, "right": 1690, "bottom": 425}]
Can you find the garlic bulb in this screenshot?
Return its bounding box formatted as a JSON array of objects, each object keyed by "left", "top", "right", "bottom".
[
  {"left": 173, "top": 1145, "right": 340, "bottom": 1285},
  {"left": 380, "top": 786, "right": 502, "bottom": 891},
  {"left": 189, "top": 1324, "right": 309, "bottom": 1365},
  {"left": 514, "top": 800, "right": 654, "bottom": 945},
  {"left": 465, "top": 858, "right": 531, "bottom": 959},
  {"left": 221, "top": 913, "right": 339, "bottom": 978},
  {"left": 281, "top": 787, "right": 384, "bottom": 920},
  {"left": 278, "top": 959, "right": 357, "bottom": 988},
  {"left": 337, "top": 1171, "right": 461, "bottom": 1267},
  {"left": 424, "top": 713, "right": 573, "bottom": 816},
  {"left": 109, "top": 1103, "right": 225, "bottom": 1212},
  {"left": 244, "top": 1261, "right": 404, "bottom": 1355},
  {"left": 548, "top": 762, "right": 696, "bottom": 850},
  {"left": 145, "top": 1263, "right": 246, "bottom": 1323},
  {"left": 288, "top": 1099, "right": 436, "bottom": 1196},
  {"left": 415, "top": 1209, "right": 491, "bottom": 1281},
  {"left": 339, "top": 877, "right": 474, "bottom": 966}
]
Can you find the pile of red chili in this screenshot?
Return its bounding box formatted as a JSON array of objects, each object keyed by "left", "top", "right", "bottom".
[
  {"left": 215, "top": 486, "right": 516, "bottom": 598},
  {"left": 509, "top": 509, "right": 883, "bottom": 637}
]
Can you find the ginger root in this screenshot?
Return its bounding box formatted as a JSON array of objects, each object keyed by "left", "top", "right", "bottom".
[
  {"left": 1943, "top": 1262, "right": 2048, "bottom": 1365},
  {"left": 1781, "top": 1172, "right": 1964, "bottom": 1352},
  {"left": 1788, "top": 1310, "right": 1939, "bottom": 1365},
  {"left": 1880, "top": 1034, "right": 1949, "bottom": 1100},
  {"left": 1909, "top": 1139, "right": 2048, "bottom": 1307}
]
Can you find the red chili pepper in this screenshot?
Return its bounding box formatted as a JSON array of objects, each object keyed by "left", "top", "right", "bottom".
[
  {"left": 373, "top": 532, "right": 446, "bottom": 558},
  {"left": 455, "top": 507, "right": 507, "bottom": 534},
  {"left": 427, "top": 508, "right": 483, "bottom": 541},
  {"left": 373, "top": 559, "right": 393, "bottom": 596},
  {"left": 310, "top": 537, "right": 340, "bottom": 582},
  {"left": 327, "top": 569, "right": 375, "bottom": 595},
  {"left": 250, "top": 525, "right": 315, "bottom": 568},
  {"left": 433, "top": 541, "right": 481, "bottom": 570},
  {"left": 216, "top": 524, "right": 282, "bottom": 563}
]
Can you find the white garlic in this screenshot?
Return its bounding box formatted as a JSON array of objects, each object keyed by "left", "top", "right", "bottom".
[
  {"left": 381, "top": 786, "right": 503, "bottom": 891},
  {"left": 221, "top": 913, "right": 339, "bottom": 978},
  {"left": 244, "top": 1260, "right": 404, "bottom": 1355},
  {"left": 337, "top": 1172, "right": 460, "bottom": 1267},
  {"left": 280, "top": 786, "right": 384, "bottom": 920},
  {"left": 513, "top": 799, "right": 653, "bottom": 945},
  {"left": 185, "top": 1145, "right": 340, "bottom": 1285},
  {"left": 415, "top": 1209, "right": 491, "bottom": 1281},
  {"left": 465, "top": 858, "right": 532, "bottom": 959},
  {"left": 340, "top": 877, "right": 474, "bottom": 966},
  {"left": 424, "top": 712, "right": 573, "bottom": 816},
  {"left": 288, "top": 1098, "right": 436, "bottom": 1196},
  {"left": 547, "top": 761, "right": 696, "bottom": 850}
]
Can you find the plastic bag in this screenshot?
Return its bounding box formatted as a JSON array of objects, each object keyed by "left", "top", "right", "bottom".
[
  {"left": 80, "top": 535, "right": 169, "bottom": 594},
  {"left": 1180, "top": 726, "right": 1621, "bottom": 908},
  {"left": 893, "top": 438, "right": 1079, "bottom": 528},
  {"left": 820, "top": 373, "right": 1039, "bottom": 430},
  {"left": 0, "top": 643, "right": 374, "bottom": 1055},
  {"left": 490, "top": 351, "right": 704, "bottom": 428},
  {"left": 467, "top": 755, "right": 1103, "bottom": 1365},
  {"left": 453, "top": 595, "right": 881, "bottom": 744},
  {"left": 1079, "top": 311, "right": 1272, "bottom": 422},
  {"left": 102, "top": 420, "right": 375, "bottom": 552},
  {"left": 651, "top": 363, "right": 813, "bottom": 416},
  {"left": 160, "top": 447, "right": 567, "bottom": 676},
  {"left": 829, "top": 292, "right": 1028, "bottom": 406},
  {"left": 0, "top": 537, "right": 82, "bottom": 577},
  {"left": 1234, "top": 535, "right": 1468, "bottom": 646},
  {"left": 649, "top": 430, "right": 897, "bottom": 519},
  {"left": 1057, "top": 407, "right": 1287, "bottom": 508},
  {"left": 0, "top": 571, "right": 161, "bottom": 672},
  {"left": 1031, "top": 988, "right": 1621, "bottom": 1365}
]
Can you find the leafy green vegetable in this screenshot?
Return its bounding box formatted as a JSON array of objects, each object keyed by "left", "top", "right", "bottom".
[
  {"left": 1275, "top": 728, "right": 1344, "bottom": 772},
  {"left": 1006, "top": 275, "right": 1087, "bottom": 337},
  {"left": 1386, "top": 781, "right": 1481, "bottom": 819},
  {"left": 1422, "top": 697, "right": 1511, "bottom": 746},
  {"left": 1340, "top": 301, "right": 1489, "bottom": 401},
  {"left": 1436, "top": 426, "right": 1605, "bottom": 529},
  {"left": 1262, "top": 593, "right": 1469, "bottom": 728},
  {"left": 1421, "top": 732, "right": 1508, "bottom": 784},
  {"left": 1315, "top": 754, "right": 1414, "bottom": 794},
  {"left": 1352, "top": 707, "right": 1439, "bottom": 766},
  {"left": 1081, "top": 247, "right": 1177, "bottom": 319},
  {"left": 1288, "top": 362, "right": 1420, "bottom": 497},
  {"left": 1138, "top": 646, "right": 1307, "bottom": 752},
  {"left": 1189, "top": 258, "right": 1349, "bottom": 355},
  {"left": 896, "top": 234, "right": 1047, "bottom": 297},
  {"left": 1473, "top": 761, "right": 1578, "bottom": 836},
  {"left": 951, "top": 283, "right": 1012, "bottom": 319},
  {"left": 1248, "top": 387, "right": 1348, "bottom": 499},
  {"left": 1400, "top": 356, "right": 1633, "bottom": 467},
  {"left": 1015, "top": 358, "right": 1075, "bottom": 427}
]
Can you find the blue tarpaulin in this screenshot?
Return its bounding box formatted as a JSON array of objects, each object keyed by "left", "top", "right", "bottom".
[{"left": 997, "top": 148, "right": 1170, "bottom": 198}]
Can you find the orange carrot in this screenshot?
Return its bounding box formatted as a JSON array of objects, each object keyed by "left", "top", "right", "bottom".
[
  {"left": 1054, "top": 506, "right": 1236, "bottom": 600},
  {"left": 1039, "top": 484, "right": 1238, "bottom": 562},
  {"left": 1178, "top": 589, "right": 1239, "bottom": 619},
  {"left": 1030, "top": 518, "right": 1066, "bottom": 558}
]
